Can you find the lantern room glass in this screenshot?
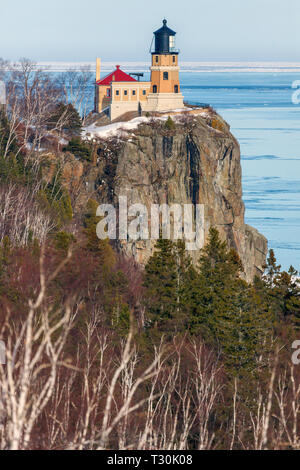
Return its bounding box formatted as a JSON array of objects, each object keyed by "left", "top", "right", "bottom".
[{"left": 169, "top": 36, "right": 175, "bottom": 52}]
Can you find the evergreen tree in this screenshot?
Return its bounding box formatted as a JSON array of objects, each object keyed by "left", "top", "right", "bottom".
[
  {"left": 261, "top": 249, "right": 300, "bottom": 327},
  {"left": 47, "top": 102, "right": 82, "bottom": 135},
  {"left": 111, "top": 301, "right": 131, "bottom": 337},
  {"left": 273, "top": 266, "right": 300, "bottom": 327},
  {"left": 0, "top": 110, "right": 18, "bottom": 156},
  {"left": 53, "top": 231, "right": 76, "bottom": 253},
  {"left": 263, "top": 249, "right": 281, "bottom": 287},
  {"left": 214, "top": 280, "right": 273, "bottom": 376},
  {"left": 164, "top": 116, "right": 175, "bottom": 130},
  {"left": 173, "top": 240, "right": 196, "bottom": 330},
  {"left": 143, "top": 238, "right": 194, "bottom": 334},
  {"left": 188, "top": 227, "right": 242, "bottom": 335},
  {"left": 38, "top": 171, "right": 73, "bottom": 226},
  {"left": 83, "top": 199, "right": 115, "bottom": 268},
  {"left": 63, "top": 137, "right": 92, "bottom": 161},
  {"left": 189, "top": 227, "right": 273, "bottom": 375},
  {"left": 144, "top": 238, "right": 178, "bottom": 331}
]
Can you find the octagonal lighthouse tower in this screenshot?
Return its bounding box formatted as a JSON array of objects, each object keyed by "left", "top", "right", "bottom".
[{"left": 145, "top": 19, "right": 184, "bottom": 112}]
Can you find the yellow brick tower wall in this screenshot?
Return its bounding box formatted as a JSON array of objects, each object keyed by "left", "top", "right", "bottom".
[{"left": 150, "top": 54, "right": 180, "bottom": 94}]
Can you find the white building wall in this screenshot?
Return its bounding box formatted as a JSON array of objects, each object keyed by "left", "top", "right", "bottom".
[
  {"left": 110, "top": 82, "right": 151, "bottom": 121},
  {"left": 108, "top": 82, "right": 185, "bottom": 121},
  {"left": 142, "top": 92, "right": 184, "bottom": 112}
]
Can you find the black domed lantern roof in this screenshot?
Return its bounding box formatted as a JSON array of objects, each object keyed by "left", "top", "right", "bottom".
[{"left": 153, "top": 19, "right": 178, "bottom": 54}]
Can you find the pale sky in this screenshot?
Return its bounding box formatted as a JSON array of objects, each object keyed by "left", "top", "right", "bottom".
[{"left": 1, "top": 0, "right": 299, "bottom": 62}]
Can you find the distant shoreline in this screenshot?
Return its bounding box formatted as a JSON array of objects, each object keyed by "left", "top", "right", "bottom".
[{"left": 6, "top": 61, "right": 300, "bottom": 73}]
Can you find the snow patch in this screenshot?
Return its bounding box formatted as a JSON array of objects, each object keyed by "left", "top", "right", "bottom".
[
  {"left": 82, "top": 116, "right": 151, "bottom": 140},
  {"left": 82, "top": 109, "right": 210, "bottom": 141}
]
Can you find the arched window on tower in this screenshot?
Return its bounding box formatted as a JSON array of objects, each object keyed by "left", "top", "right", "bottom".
[
  {"left": 153, "top": 85, "right": 157, "bottom": 93},
  {"left": 174, "top": 85, "right": 179, "bottom": 94}
]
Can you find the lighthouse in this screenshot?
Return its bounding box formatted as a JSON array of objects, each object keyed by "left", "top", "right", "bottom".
[
  {"left": 95, "top": 19, "right": 184, "bottom": 120},
  {"left": 144, "top": 19, "right": 184, "bottom": 112},
  {"left": 151, "top": 20, "right": 181, "bottom": 95}
]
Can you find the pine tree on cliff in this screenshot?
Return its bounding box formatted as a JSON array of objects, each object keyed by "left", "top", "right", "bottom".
[
  {"left": 263, "top": 249, "right": 281, "bottom": 287},
  {"left": 0, "top": 110, "right": 18, "bottom": 156},
  {"left": 215, "top": 280, "right": 274, "bottom": 376},
  {"left": 143, "top": 238, "right": 194, "bottom": 334},
  {"left": 144, "top": 238, "right": 177, "bottom": 331},
  {"left": 47, "top": 102, "right": 82, "bottom": 135},
  {"left": 260, "top": 249, "right": 300, "bottom": 327},
  {"left": 275, "top": 267, "right": 300, "bottom": 328},
  {"left": 62, "top": 137, "right": 92, "bottom": 161},
  {"left": 188, "top": 227, "right": 242, "bottom": 334},
  {"left": 83, "top": 199, "right": 115, "bottom": 268},
  {"left": 188, "top": 227, "right": 273, "bottom": 375},
  {"left": 173, "top": 239, "right": 196, "bottom": 330}
]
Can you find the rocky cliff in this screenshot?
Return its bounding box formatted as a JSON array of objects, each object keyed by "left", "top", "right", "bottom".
[{"left": 63, "top": 110, "right": 268, "bottom": 282}]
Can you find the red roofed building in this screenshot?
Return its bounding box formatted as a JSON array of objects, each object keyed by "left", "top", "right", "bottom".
[
  {"left": 95, "top": 62, "right": 151, "bottom": 119},
  {"left": 96, "top": 65, "right": 137, "bottom": 87},
  {"left": 94, "top": 20, "right": 184, "bottom": 121}
]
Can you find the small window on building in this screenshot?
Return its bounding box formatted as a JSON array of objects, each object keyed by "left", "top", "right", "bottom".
[
  {"left": 153, "top": 85, "right": 157, "bottom": 93},
  {"left": 155, "top": 56, "right": 159, "bottom": 63},
  {"left": 124, "top": 90, "right": 128, "bottom": 96},
  {"left": 163, "top": 72, "right": 169, "bottom": 80},
  {"left": 173, "top": 55, "right": 176, "bottom": 63},
  {"left": 132, "top": 90, "right": 136, "bottom": 95},
  {"left": 116, "top": 90, "right": 119, "bottom": 96},
  {"left": 106, "top": 88, "right": 111, "bottom": 97},
  {"left": 143, "top": 90, "right": 146, "bottom": 95},
  {"left": 174, "top": 85, "right": 179, "bottom": 94}
]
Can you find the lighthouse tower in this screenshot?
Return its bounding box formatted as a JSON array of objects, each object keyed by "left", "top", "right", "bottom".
[
  {"left": 94, "top": 19, "right": 184, "bottom": 120},
  {"left": 145, "top": 19, "right": 184, "bottom": 112}
]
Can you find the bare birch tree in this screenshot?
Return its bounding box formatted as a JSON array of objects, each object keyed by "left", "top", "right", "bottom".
[
  {"left": 57, "top": 66, "right": 93, "bottom": 122},
  {"left": 0, "top": 184, "right": 56, "bottom": 246},
  {"left": 0, "top": 247, "right": 74, "bottom": 450}
]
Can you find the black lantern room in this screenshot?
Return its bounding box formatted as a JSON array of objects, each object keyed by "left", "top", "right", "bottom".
[{"left": 153, "top": 19, "right": 178, "bottom": 55}]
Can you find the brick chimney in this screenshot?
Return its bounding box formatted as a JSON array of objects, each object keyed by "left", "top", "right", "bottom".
[{"left": 96, "top": 58, "right": 101, "bottom": 82}]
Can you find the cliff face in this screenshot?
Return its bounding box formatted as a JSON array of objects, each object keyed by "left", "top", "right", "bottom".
[{"left": 69, "top": 111, "right": 268, "bottom": 282}]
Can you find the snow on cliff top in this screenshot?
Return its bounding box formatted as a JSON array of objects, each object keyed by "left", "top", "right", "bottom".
[
  {"left": 82, "top": 117, "right": 150, "bottom": 140},
  {"left": 82, "top": 110, "right": 209, "bottom": 141}
]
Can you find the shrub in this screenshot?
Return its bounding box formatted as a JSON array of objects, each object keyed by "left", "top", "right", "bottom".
[
  {"left": 210, "top": 117, "right": 227, "bottom": 133},
  {"left": 63, "top": 137, "right": 92, "bottom": 161},
  {"left": 164, "top": 116, "right": 175, "bottom": 130},
  {"left": 0, "top": 110, "right": 18, "bottom": 157},
  {"left": 47, "top": 102, "right": 82, "bottom": 135},
  {"left": 53, "top": 231, "right": 76, "bottom": 252}
]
